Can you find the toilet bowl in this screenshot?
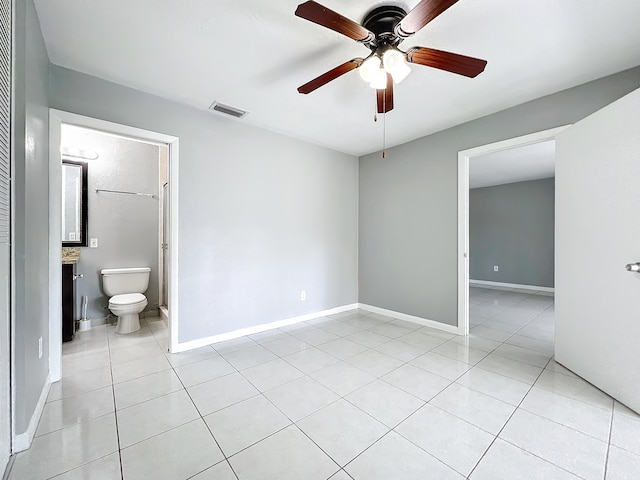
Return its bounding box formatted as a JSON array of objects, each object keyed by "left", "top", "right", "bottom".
[{"left": 101, "top": 267, "right": 151, "bottom": 334}]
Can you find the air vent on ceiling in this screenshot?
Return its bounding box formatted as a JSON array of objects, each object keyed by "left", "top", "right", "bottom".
[{"left": 208, "top": 101, "right": 249, "bottom": 119}]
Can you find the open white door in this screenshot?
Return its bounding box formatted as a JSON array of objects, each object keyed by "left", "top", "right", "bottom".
[{"left": 556, "top": 86, "right": 640, "bottom": 413}]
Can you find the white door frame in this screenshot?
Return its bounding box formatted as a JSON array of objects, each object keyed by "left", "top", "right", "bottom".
[
  {"left": 457, "top": 126, "right": 569, "bottom": 335},
  {"left": 49, "top": 110, "right": 181, "bottom": 381}
]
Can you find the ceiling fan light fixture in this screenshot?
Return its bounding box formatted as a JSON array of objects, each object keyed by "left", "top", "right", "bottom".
[
  {"left": 383, "top": 49, "right": 411, "bottom": 84},
  {"left": 369, "top": 67, "right": 387, "bottom": 89},
  {"left": 359, "top": 55, "right": 381, "bottom": 83}
]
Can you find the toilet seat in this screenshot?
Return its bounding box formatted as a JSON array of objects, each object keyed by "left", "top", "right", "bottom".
[{"left": 109, "top": 293, "right": 146, "bottom": 307}]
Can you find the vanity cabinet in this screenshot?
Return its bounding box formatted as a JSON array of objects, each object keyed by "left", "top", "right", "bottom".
[{"left": 62, "top": 262, "right": 76, "bottom": 342}]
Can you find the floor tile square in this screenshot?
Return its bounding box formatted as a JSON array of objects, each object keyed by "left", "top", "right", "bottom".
[
  {"left": 164, "top": 346, "right": 219, "bottom": 368},
  {"left": 111, "top": 354, "right": 172, "bottom": 384},
  {"left": 188, "top": 372, "right": 259, "bottom": 416},
  {"left": 345, "top": 349, "right": 404, "bottom": 377},
  {"left": 283, "top": 347, "right": 341, "bottom": 373},
  {"left": 316, "top": 338, "right": 369, "bottom": 360},
  {"left": 291, "top": 328, "right": 341, "bottom": 346},
  {"left": 240, "top": 358, "right": 304, "bottom": 392},
  {"left": 346, "top": 379, "right": 424, "bottom": 428},
  {"left": 204, "top": 395, "right": 290, "bottom": 456},
  {"left": 432, "top": 340, "right": 490, "bottom": 364},
  {"left": 456, "top": 367, "right": 531, "bottom": 406},
  {"left": 190, "top": 461, "right": 238, "bottom": 480},
  {"left": 50, "top": 452, "right": 122, "bottom": 480},
  {"left": 381, "top": 364, "right": 450, "bottom": 401},
  {"left": 534, "top": 369, "right": 614, "bottom": 411},
  {"left": 410, "top": 352, "right": 471, "bottom": 381},
  {"left": 37, "top": 386, "right": 114, "bottom": 437},
  {"left": 174, "top": 356, "right": 236, "bottom": 387},
  {"left": 373, "top": 339, "right": 426, "bottom": 362},
  {"left": 117, "top": 390, "right": 200, "bottom": 448},
  {"left": 605, "top": 445, "right": 640, "bottom": 480},
  {"left": 500, "top": 409, "right": 607, "bottom": 480},
  {"left": 229, "top": 425, "right": 339, "bottom": 480},
  {"left": 47, "top": 367, "right": 112, "bottom": 402},
  {"left": 344, "top": 330, "right": 391, "bottom": 348},
  {"left": 345, "top": 431, "right": 464, "bottom": 480},
  {"left": 264, "top": 376, "right": 339, "bottom": 422},
  {"left": 493, "top": 343, "right": 552, "bottom": 368},
  {"left": 109, "top": 341, "right": 163, "bottom": 365},
  {"left": 470, "top": 438, "right": 582, "bottom": 480},
  {"left": 311, "top": 362, "right": 376, "bottom": 396},
  {"left": 222, "top": 344, "right": 278, "bottom": 370},
  {"left": 430, "top": 383, "right": 515, "bottom": 434},
  {"left": 610, "top": 401, "right": 640, "bottom": 456},
  {"left": 396, "top": 404, "right": 494, "bottom": 476},
  {"left": 297, "top": 399, "right": 388, "bottom": 466},
  {"left": 262, "top": 336, "right": 310, "bottom": 357},
  {"left": 121, "top": 419, "right": 223, "bottom": 480},
  {"left": 10, "top": 414, "right": 118, "bottom": 480},
  {"left": 520, "top": 387, "right": 612, "bottom": 441},
  {"left": 114, "top": 369, "right": 184, "bottom": 410},
  {"left": 475, "top": 353, "right": 542, "bottom": 385}
]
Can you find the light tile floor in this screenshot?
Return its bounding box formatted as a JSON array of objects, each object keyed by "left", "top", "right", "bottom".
[{"left": 9, "top": 287, "right": 640, "bottom": 479}]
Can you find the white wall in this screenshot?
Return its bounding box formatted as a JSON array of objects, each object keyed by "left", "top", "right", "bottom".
[{"left": 49, "top": 66, "right": 359, "bottom": 344}]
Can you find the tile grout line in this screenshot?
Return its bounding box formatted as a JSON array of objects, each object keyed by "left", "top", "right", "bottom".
[
  {"left": 106, "top": 325, "right": 125, "bottom": 480},
  {"left": 602, "top": 401, "right": 615, "bottom": 480}
]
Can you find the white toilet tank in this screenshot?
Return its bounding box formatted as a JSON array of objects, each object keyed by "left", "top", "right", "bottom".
[{"left": 101, "top": 267, "right": 151, "bottom": 296}]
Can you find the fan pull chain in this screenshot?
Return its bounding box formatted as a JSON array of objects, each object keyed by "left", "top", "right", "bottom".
[{"left": 382, "top": 90, "right": 387, "bottom": 158}]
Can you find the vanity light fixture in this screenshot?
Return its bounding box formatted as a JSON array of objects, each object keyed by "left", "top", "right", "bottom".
[{"left": 60, "top": 146, "right": 99, "bottom": 161}]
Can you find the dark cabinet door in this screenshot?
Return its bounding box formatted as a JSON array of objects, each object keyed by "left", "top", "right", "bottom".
[{"left": 62, "top": 263, "right": 76, "bottom": 342}]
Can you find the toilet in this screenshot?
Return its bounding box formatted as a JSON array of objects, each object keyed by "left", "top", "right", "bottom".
[{"left": 100, "top": 267, "right": 151, "bottom": 334}]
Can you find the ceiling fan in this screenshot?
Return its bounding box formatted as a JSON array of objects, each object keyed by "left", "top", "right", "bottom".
[{"left": 295, "top": 0, "right": 487, "bottom": 113}]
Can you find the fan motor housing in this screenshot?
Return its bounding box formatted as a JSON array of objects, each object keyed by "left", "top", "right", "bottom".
[{"left": 362, "top": 5, "right": 407, "bottom": 47}]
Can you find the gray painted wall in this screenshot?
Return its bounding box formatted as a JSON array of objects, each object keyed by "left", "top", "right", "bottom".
[
  {"left": 13, "top": 0, "right": 50, "bottom": 435},
  {"left": 359, "top": 66, "right": 640, "bottom": 327},
  {"left": 61, "top": 126, "right": 160, "bottom": 321},
  {"left": 469, "top": 178, "right": 555, "bottom": 287},
  {"left": 49, "top": 67, "right": 359, "bottom": 343}
]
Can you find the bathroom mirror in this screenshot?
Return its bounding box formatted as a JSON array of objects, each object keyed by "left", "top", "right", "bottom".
[{"left": 61, "top": 160, "right": 88, "bottom": 247}]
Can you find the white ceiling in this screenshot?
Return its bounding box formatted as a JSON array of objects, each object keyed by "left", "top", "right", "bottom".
[
  {"left": 34, "top": 0, "right": 640, "bottom": 156},
  {"left": 469, "top": 140, "right": 555, "bottom": 188}
]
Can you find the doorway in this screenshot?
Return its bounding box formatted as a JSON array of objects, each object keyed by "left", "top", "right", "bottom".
[
  {"left": 48, "top": 111, "right": 181, "bottom": 383},
  {"left": 457, "top": 126, "right": 568, "bottom": 335}
]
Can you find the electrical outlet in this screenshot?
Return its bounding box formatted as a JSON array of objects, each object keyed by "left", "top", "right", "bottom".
[
  {"left": 38, "top": 337, "right": 42, "bottom": 359},
  {"left": 494, "top": 265, "right": 499, "bottom": 272},
  {"left": 90, "top": 238, "right": 98, "bottom": 248},
  {"left": 300, "top": 290, "right": 306, "bottom": 301}
]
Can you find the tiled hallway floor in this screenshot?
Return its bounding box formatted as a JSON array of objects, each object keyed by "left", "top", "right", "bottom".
[{"left": 9, "top": 288, "right": 640, "bottom": 479}]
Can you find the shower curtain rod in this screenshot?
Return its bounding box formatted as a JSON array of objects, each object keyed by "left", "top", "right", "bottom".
[{"left": 95, "top": 188, "right": 155, "bottom": 198}]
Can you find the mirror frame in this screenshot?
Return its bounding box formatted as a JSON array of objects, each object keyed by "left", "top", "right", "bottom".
[{"left": 62, "top": 159, "right": 89, "bottom": 247}]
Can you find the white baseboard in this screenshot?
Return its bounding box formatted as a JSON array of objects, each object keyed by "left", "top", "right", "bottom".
[
  {"left": 357, "top": 303, "right": 459, "bottom": 335},
  {"left": 13, "top": 374, "right": 52, "bottom": 453},
  {"left": 175, "top": 303, "right": 359, "bottom": 353},
  {"left": 469, "top": 279, "right": 554, "bottom": 293}
]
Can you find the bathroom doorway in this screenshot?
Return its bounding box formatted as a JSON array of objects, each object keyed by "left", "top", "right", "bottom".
[{"left": 49, "top": 111, "right": 181, "bottom": 381}]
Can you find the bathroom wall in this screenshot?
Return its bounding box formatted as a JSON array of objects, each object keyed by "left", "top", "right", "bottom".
[
  {"left": 61, "top": 125, "right": 160, "bottom": 322},
  {"left": 470, "top": 178, "right": 555, "bottom": 288}
]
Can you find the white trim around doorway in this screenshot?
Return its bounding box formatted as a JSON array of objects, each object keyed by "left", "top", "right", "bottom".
[
  {"left": 457, "top": 126, "right": 569, "bottom": 336},
  {"left": 48, "top": 110, "right": 181, "bottom": 386}
]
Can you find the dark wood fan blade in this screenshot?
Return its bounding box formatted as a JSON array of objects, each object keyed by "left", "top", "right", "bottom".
[
  {"left": 406, "top": 47, "right": 487, "bottom": 77},
  {"left": 376, "top": 73, "right": 394, "bottom": 113},
  {"left": 396, "top": 0, "right": 460, "bottom": 38},
  {"left": 295, "top": 1, "right": 374, "bottom": 45},
  {"left": 298, "top": 58, "right": 364, "bottom": 94}
]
